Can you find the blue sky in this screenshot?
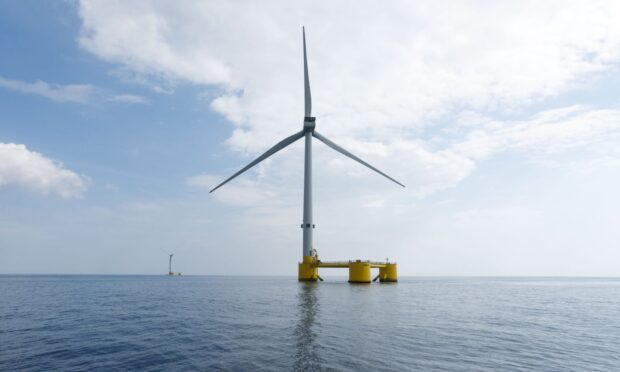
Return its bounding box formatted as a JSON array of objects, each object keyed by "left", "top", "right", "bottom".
[
  {"left": 0, "top": 2, "right": 230, "bottom": 197},
  {"left": 1, "top": 1, "right": 620, "bottom": 275}
]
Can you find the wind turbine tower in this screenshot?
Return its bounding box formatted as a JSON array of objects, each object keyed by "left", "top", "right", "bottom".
[{"left": 211, "top": 28, "right": 403, "bottom": 283}]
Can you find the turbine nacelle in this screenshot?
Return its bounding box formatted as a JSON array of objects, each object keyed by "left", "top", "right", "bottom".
[{"left": 303, "top": 116, "right": 316, "bottom": 132}]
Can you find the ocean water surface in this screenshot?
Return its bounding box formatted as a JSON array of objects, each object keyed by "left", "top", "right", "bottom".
[{"left": 1, "top": 276, "right": 619, "bottom": 371}]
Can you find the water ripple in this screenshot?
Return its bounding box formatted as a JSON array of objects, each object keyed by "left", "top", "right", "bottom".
[{"left": 1, "top": 276, "right": 619, "bottom": 371}]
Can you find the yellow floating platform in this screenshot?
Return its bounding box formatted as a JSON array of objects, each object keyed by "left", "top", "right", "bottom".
[{"left": 298, "top": 256, "right": 397, "bottom": 283}]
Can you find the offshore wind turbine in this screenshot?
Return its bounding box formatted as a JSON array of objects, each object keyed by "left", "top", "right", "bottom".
[
  {"left": 211, "top": 27, "right": 404, "bottom": 282},
  {"left": 167, "top": 253, "right": 181, "bottom": 276}
]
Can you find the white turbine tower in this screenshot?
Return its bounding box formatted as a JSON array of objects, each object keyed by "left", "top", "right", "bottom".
[{"left": 211, "top": 27, "right": 404, "bottom": 282}]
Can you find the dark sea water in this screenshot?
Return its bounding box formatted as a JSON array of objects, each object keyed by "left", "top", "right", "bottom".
[{"left": 1, "top": 276, "right": 619, "bottom": 371}]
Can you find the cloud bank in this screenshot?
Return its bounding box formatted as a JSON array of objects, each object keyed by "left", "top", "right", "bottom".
[
  {"left": 0, "top": 143, "right": 89, "bottom": 198},
  {"left": 77, "top": 0, "right": 620, "bottom": 200}
]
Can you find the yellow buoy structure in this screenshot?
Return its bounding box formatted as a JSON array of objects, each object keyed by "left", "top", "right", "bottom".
[
  {"left": 210, "top": 27, "right": 404, "bottom": 283},
  {"left": 298, "top": 255, "right": 318, "bottom": 282},
  {"left": 378, "top": 263, "right": 398, "bottom": 282},
  {"left": 348, "top": 260, "right": 371, "bottom": 283},
  {"left": 313, "top": 258, "right": 398, "bottom": 283}
]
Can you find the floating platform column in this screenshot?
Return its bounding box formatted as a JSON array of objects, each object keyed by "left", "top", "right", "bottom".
[
  {"left": 348, "top": 260, "right": 371, "bottom": 283},
  {"left": 379, "top": 263, "right": 398, "bottom": 282},
  {"left": 298, "top": 255, "right": 318, "bottom": 281}
]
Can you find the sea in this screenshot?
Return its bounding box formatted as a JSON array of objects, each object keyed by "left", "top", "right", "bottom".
[{"left": 1, "top": 276, "right": 619, "bottom": 371}]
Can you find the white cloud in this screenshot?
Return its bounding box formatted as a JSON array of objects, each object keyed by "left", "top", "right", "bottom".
[
  {"left": 0, "top": 76, "right": 149, "bottom": 105},
  {"left": 0, "top": 143, "right": 89, "bottom": 198},
  {"left": 452, "top": 105, "right": 620, "bottom": 167},
  {"left": 108, "top": 93, "right": 149, "bottom": 104},
  {"left": 183, "top": 103, "right": 620, "bottom": 211},
  {"left": 0, "top": 76, "right": 94, "bottom": 103},
  {"left": 78, "top": 1, "right": 620, "bottom": 143}
]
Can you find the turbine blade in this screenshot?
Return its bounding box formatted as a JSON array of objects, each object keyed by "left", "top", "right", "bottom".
[
  {"left": 313, "top": 131, "right": 405, "bottom": 187},
  {"left": 303, "top": 26, "right": 312, "bottom": 117},
  {"left": 210, "top": 130, "right": 305, "bottom": 193}
]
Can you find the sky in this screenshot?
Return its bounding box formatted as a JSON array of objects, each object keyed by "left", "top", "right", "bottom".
[{"left": 1, "top": 0, "right": 620, "bottom": 276}]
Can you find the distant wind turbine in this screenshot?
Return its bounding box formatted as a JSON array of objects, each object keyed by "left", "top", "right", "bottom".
[{"left": 210, "top": 27, "right": 404, "bottom": 264}]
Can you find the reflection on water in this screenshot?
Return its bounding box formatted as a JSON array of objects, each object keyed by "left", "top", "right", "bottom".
[{"left": 294, "top": 283, "right": 323, "bottom": 371}]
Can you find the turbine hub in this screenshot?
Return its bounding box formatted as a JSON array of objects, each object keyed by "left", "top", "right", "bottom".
[{"left": 304, "top": 116, "right": 316, "bottom": 132}]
